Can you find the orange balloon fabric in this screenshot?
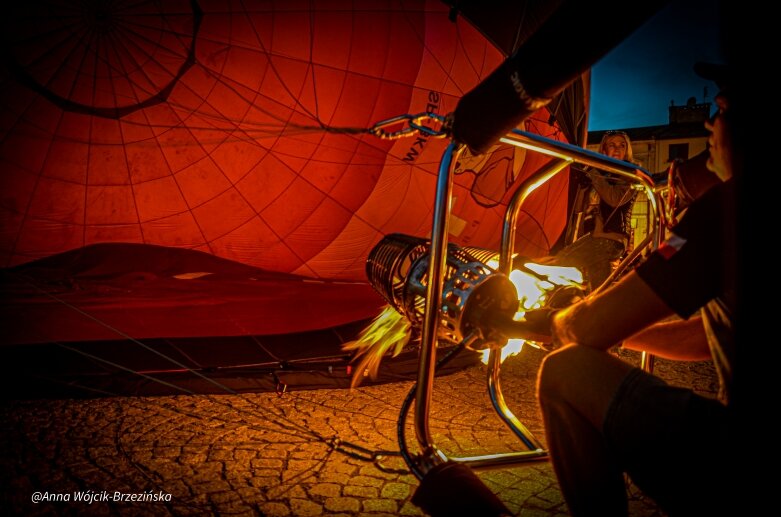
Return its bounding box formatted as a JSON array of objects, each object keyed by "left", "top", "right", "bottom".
[{"left": 1, "top": 1, "right": 569, "bottom": 279}]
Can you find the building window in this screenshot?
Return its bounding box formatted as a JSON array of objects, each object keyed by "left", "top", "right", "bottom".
[{"left": 668, "top": 143, "right": 689, "bottom": 162}]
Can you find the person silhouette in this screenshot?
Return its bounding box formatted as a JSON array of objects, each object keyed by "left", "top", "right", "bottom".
[{"left": 536, "top": 62, "right": 738, "bottom": 516}]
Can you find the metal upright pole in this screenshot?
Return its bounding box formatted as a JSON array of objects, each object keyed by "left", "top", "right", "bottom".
[{"left": 413, "top": 141, "right": 462, "bottom": 460}]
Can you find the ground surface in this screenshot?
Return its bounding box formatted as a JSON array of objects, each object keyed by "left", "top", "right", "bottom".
[{"left": 0, "top": 346, "right": 718, "bottom": 516}]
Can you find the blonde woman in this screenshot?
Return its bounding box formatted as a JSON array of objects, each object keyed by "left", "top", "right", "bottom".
[
  {"left": 552, "top": 130, "right": 638, "bottom": 290},
  {"left": 582, "top": 130, "right": 637, "bottom": 247}
]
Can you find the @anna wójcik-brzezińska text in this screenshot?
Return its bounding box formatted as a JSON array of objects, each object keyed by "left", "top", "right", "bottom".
[{"left": 32, "top": 490, "right": 172, "bottom": 504}]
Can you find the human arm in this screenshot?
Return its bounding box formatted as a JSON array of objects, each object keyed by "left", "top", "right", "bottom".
[
  {"left": 551, "top": 179, "right": 731, "bottom": 355},
  {"left": 622, "top": 315, "right": 711, "bottom": 361},
  {"left": 550, "top": 270, "right": 673, "bottom": 351}
]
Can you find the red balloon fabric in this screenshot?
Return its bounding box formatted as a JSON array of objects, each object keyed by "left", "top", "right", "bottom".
[{"left": 1, "top": 0, "right": 569, "bottom": 280}]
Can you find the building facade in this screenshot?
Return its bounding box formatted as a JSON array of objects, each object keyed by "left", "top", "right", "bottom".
[{"left": 587, "top": 97, "right": 711, "bottom": 173}]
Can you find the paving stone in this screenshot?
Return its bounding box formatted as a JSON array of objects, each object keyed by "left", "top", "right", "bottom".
[
  {"left": 0, "top": 354, "right": 717, "bottom": 516},
  {"left": 323, "top": 496, "right": 360, "bottom": 512},
  {"left": 398, "top": 500, "right": 426, "bottom": 515},
  {"left": 258, "top": 501, "right": 291, "bottom": 516},
  {"left": 379, "top": 481, "right": 410, "bottom": 500},
  {"left": 260, "top": 448, "right": 289, "bottom": 459},
  {"left": 308, "top": 483, "right": 342, "bottom": 498},
  {"left": 233, "top": 449, "right": 256, "bottom": 463},
  {"left": 362, "top": 498, "right": 398, "bottom": 513},
  {"left": 268, "top": 484, "right": 308, "bottom": 500},
  {"left": 208, "top": 490, "right": 241, "bottom": 504},
  {"left": 346, "top": 475, "right": 384, "bottom": 488},
  {"left": 342, "top": 485, "right": 378, "bottom": 498},
  {"left": 247, "top": 457, "right": 282, "bottom": 469},
  {"left": 289, "top": 497, "right": 324, "bottom": 516},
  {"left": 196, "top": 480, "right": 233, "bottom": 494},
  {"left": 536, "top": 487, "right": 565, "bottom": 505}
]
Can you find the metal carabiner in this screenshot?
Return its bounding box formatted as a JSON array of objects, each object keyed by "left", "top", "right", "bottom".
[
  {"left": 408, "top": 112, "right": 451, "bottom": 138},
  {"left": 369, "top": 112, "right": 452, "bottom": 140},
  {"left": 368, "top": 114, "right": 417, "bottom": 140},
  {"left": 272, "top": 372, "right": 287, "bottom": 397}
]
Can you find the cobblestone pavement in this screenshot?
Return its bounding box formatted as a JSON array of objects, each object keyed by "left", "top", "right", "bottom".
[{"left": 1, "top": 346, "right": 718, "bottom": 516}]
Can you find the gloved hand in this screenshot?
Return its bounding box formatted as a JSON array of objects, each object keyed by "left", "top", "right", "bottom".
[{"left": 519, "top": 308, "right": 556, "bottom": 346}]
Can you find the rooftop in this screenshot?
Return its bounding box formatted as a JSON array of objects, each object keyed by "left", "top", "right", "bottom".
[{"left": 588, "top": 121, "right": 709, "bottom": 145}]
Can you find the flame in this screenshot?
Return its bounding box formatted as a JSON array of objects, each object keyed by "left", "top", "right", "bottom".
[
  {"left": 481, "top": 260, "right": 583, "bottom": 364},
  {"left": 342, "top": 305, "right": 411, "bottom": 388},
  {"left": 346, "top": 259, "right": 583, "bottom": 386}
]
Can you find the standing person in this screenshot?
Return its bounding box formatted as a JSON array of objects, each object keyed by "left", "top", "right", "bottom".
[
  {"left": 535, "top": 62, "right": 737, "bottom": 516},
  {"left": 580, "top": 131, "right": 638, "bottom": 246},
  {"left": 551, "top": 130, "right": 639, "bottom": 290}
]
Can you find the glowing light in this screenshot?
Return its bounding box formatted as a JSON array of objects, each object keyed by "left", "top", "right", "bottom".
[
  {"left": 524, "top": 262, "right": 583, "bottom": 286},
  {"left": 342, "top": 305, "right": 411, "bottom": 387},
  {"left": 480, "top": 261, "right": 583, "bottom": 364},
  {"left": 348, "top": 251, "right": 584, "bottom": 385},
  {"left": 481, "top": 338, "right": 524, "bottom": 364}
]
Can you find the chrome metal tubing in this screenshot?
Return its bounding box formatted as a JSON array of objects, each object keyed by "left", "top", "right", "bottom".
[
  {"left": 406, "top": 127, "right": 663, "bottom": 473},
  {"left": 640, "top": 351, "right": 655, "bottom": 372},
  {"left": 502, "top": 128, "right": 661, "bottom": 378},
  {"left": 487, "top": 129, "right": 661, "bottom": 452},
  {"left": 500, "top": 128, "right": 660, "bottom": 245},
  {"left": 413, "top": 140, "right": 462, "bottom": 464},
  {"left": 399, "top": 333, "right": 478, "bottom": 480},
  {"left": 488, "top": 350, "right": 546, "bottom": 450},
  {"left": 640, "top": 195, "right": 665, "bottom": 373},
  {"left": 591, "top": 226, "right": 654, "bottom": 296},
  {"left": 498, "top": 157, "right": 572, "bottom": 274},
  {"left": 451, "top": 450, "right": 549, "bottom": 470},
  {"left": 490, "top": 157, "right": 571, "bottom": 451}
]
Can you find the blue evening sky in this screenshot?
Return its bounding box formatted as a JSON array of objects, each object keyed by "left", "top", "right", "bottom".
[{"left": 588, "top": 0, "right": 724, "bottom": 131}]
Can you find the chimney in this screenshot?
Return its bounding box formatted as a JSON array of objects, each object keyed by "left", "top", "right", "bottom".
[{"left": 668, "top": 97, "right": 711, "bottom": 125}]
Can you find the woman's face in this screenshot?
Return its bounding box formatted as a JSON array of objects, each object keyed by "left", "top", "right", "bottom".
[{"left": 602, "top": 135, "right": 628, "bottom": 161}]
